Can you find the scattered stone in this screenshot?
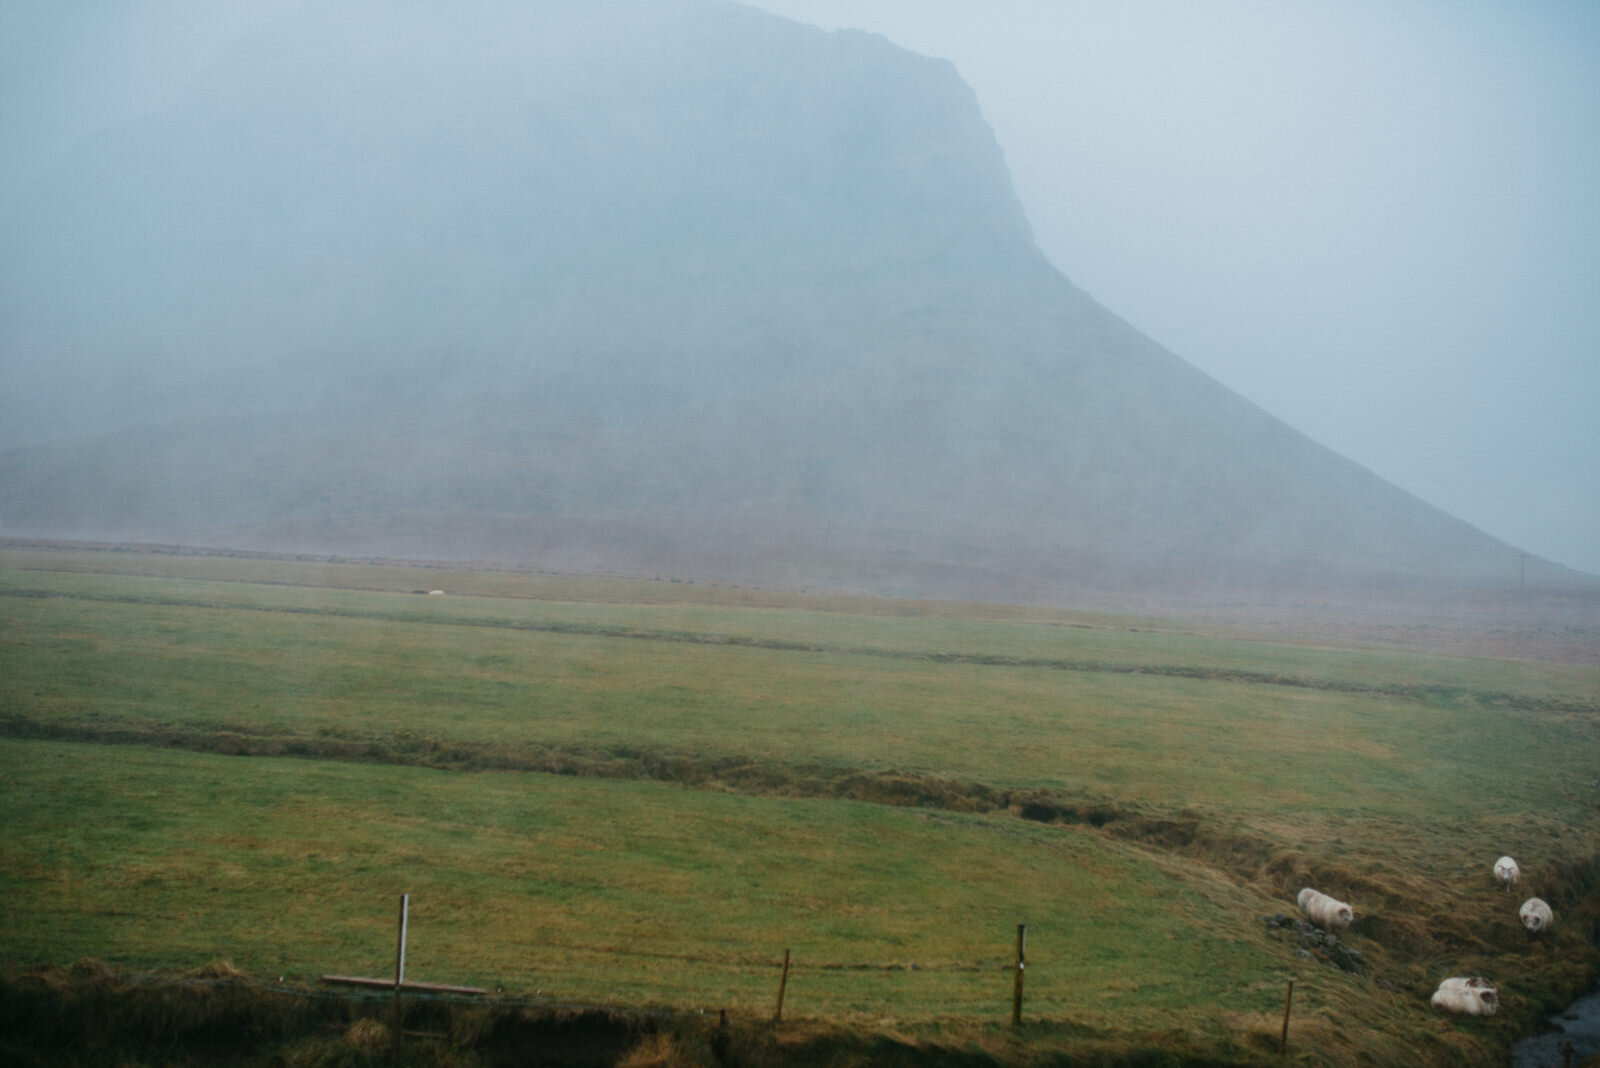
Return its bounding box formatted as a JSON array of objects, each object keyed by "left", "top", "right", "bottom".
[{"left": 1264, "top": 913, "right": 1366, "bottom": 975}]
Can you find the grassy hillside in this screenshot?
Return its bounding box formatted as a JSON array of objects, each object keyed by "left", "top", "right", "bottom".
[{"left": 2, "top": 544, "right": 1597, "bottom": 1066}]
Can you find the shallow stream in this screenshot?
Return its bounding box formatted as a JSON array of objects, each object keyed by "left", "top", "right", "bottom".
[{"left": 1514, "top": 985, "right": 1600, "bottom": 1067}]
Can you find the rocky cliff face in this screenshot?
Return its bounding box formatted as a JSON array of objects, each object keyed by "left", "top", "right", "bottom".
[
  {"left": 2, "top": 0, "right": 1033, "bottom": 414},
  {"left": 0, "top": 0, "right": 1567, "bottom": 595}
]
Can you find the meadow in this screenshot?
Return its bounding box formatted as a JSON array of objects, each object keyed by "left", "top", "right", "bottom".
[{"left": 1, "top": 544, "right": 1597, "bottom": 1066}]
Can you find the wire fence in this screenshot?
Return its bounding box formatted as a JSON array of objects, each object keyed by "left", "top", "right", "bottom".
[
  {"left": 24, "top": 935, "right": 1024, "bottom": 1021},
  {"left": 480, "top": 936, "right": 1010, "bottom": 973}
]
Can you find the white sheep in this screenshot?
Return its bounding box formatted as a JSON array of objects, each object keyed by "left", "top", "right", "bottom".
[
  {"left": 1297, "top": 887, "right": 1354, "bottom": 932},
  {"left": 1493, "top": 855, "right": 1519, "bottom": 892},
  {"left": 1431, "top": 976, "right": 1498, "bottom": 1016},
  {"left": 1519, "top": 897, "right": 1553, "bottom": 933}
]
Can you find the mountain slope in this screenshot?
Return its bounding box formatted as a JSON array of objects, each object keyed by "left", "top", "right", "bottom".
[{"left": 0, "top": 0, "right": 1572, "bottom": 595}]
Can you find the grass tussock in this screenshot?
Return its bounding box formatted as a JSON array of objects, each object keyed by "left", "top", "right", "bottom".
[
  {"left": 618, "top": 1031, "right": 700, "bottom": 1068},
  {"left": 191, "top": 958, "right": 247, "bottom": 981},
  {"left": 0, "top": 959, "right": 319, "bottom": 1065},
  {"left": 342, "top": 1016, "right": 389, "bottom": 1053}
]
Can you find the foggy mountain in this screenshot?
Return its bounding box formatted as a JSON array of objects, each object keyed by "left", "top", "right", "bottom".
[{"left": 0, "top": 0, "right": 1577, "bottom": 598}]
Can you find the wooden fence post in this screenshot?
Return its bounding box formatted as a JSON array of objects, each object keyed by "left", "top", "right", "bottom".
[
  {"left": 393, "top": 893, "right": 409, "bottom": 1065},
  {"left": 1011, "top": 923, "right": 1026, "bottom": 1027},
  {"left": 711, "top": 1008, "right": 730, "bottom": 1065},
  {"left": 1280, "top": 978, "right": 1293, "bottom": 1056},
  {"left": 774, "top": 948, "right": 791, "bottom": 1021}
]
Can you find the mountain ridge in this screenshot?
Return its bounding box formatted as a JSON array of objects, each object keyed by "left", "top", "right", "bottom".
[{"left": 1, "top": 0, "right": 1588, "bottom": 597}]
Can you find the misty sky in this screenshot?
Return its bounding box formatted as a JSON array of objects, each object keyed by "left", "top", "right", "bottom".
[{"left": 2, "top": 1, "right": 1597, "bottom": 574}]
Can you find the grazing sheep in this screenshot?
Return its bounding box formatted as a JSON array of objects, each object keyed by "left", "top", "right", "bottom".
[
  {"left": 1494, "top": 855, "right": 1520, "bottom": 892},
  {"left": 1431, "top": 976, "right": 1498, "bottom": 1016},
  {"left": 1519, "top": 897, "right": 1553, "bottom": 933},
  {"left": 1297, "top": 887, "right": 1354, "bottom": 932}
]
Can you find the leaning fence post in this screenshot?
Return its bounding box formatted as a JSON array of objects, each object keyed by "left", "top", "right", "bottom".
[
  {"left": 393, "top": 893, "right": 409, "bottom": 1064},
  {"left": 1280, "top": 978, "right": 1293, "bottom": 1055},
  {"left": 1011, "top": 923, "right": 1026, "bottom": 1027},
  {"left": 774, "top": 948, "right": 791, "bottom": 1021}
]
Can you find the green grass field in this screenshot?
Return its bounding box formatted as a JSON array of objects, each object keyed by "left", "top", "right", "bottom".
[{"left": 2, "top": 545, "right": 1597, "bottom": 1066}]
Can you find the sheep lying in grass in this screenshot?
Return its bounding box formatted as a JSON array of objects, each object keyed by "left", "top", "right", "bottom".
[
  {"left": 1431, "top": 976, "right": 1498, "bottom": 1016},
  {"left": 1297, "top": 888, "right": 1354, "bottom": 932},
  {"left": 1519, "top": 897, "right": 1553, "bottom": 933},
  {"left": 1494, "top": 855, "right": 1520, "bottom": 892}
]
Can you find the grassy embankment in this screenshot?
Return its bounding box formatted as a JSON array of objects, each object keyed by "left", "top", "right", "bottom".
[{"left": 1, "top": 545, "right": 1597, "bottom": 1066}]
